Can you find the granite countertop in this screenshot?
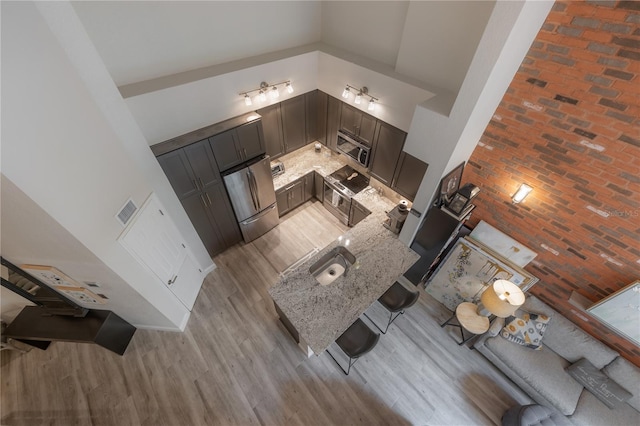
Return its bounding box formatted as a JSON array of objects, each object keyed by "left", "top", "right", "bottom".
[
  {"left": 271, "top": 144, "right": 346, "bottom": 191},
  {"left": 268, "top": 186, "right": 420, "bottom": 354}
]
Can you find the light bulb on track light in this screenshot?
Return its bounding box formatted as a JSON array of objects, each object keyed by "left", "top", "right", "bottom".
[
  {"left": 342, "top": 87, "right": 350, "bottom": 98},
  {"left": 355, "top": 92, "right": 362, "bottom": 104},
  {"left": 368, "top": 99, "right": 375, "bottom": 111},
  {"left": 244, "top": 94, "right": 252, "bottom": 106},
  {"left": 271, "top": 86, "right": 280, "bottom": 99},
  {"left": 286, "top": 82, "right": 294, "bottom": 94}
]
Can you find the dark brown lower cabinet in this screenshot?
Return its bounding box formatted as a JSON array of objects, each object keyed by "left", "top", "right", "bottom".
[
  {"left": 349, "top": 199, "right": 371, "bottom": 227},
  {"left": 179, "top": 183, "right": 241, "bottom": 257},
  {"left": 314, "top": 171, "right": 324, "bottom": 202},
  {"left": 276, "top": 172, "right": 315, "bottom": 217}
]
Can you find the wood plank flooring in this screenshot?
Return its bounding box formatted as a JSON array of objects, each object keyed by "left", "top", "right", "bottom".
[{"left": 1, "top": 200, "right": 531, "bottom": 425}]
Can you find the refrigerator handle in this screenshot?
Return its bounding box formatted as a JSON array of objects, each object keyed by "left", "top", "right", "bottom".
[
  {"left": 246, "top": 171, "right": 258, "bottom": 211},
  {"left": 250, "top": 170, "right": 261, "bottom": 210},
  {"left": 242, "top": 204, "right": 276, "bottom": 224}
]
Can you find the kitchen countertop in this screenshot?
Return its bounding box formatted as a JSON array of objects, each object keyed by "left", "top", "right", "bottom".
[
  {"left": 271, "top": 144, "right": 346, "bottom": 191},
  {"left": 268, "top": 177, "right": 419, "bottom": 354}
]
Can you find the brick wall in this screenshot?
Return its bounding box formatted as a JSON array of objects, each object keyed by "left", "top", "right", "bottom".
[{"left": 464, "top": 0, "right": 640, "bottom": 364}]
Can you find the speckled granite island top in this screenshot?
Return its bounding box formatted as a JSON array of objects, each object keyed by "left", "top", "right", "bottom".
[{"left": 268, "top": 191, "right": 420, "bottom": 354}]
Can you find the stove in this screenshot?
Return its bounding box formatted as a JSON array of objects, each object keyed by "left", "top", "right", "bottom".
[
  {"left": 323, "top": 165, "right": 370, "bottom": 226},
  {"left": 325, "top": 165, "right": 370, "bottom": 197}
]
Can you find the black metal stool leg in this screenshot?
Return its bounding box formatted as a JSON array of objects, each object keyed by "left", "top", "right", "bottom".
[{"left": 326, "top": 348, "right": 356, "bottom": 375}]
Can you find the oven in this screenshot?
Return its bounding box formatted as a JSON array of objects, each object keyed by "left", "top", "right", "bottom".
[
  {"left": 336, "top": 130, "right": 371, "bottom": 168},
  {"left": 323, "top": 181, "right": 352, "bottom": 226}
]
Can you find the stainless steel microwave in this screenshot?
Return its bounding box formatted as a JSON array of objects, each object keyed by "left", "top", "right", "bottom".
[{"left": 336, "top": 130, "right": 371, "bottom": 168}]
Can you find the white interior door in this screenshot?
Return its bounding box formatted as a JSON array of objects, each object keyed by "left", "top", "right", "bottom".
[{"left": 119, "top": 194, "right": 202, "bottom": 309}]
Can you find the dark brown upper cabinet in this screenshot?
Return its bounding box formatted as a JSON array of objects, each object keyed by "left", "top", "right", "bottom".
[
  {"left": 257, "top": 103, "right": 285, "bottom": 159},
  {"left": 391, "top": 152, "right": 428, "bottom": 202},
  {"left": 369, "top": 121, "right": 406, "bottom": 186},
  {"left": 340, "top": 104, "right": 377, "bottom": 145},
  {"left": 281, "top": 95, "right": 307, "bottom": 153},
  {"left": 210, "top": 120, "right": 265, "bottom": 171}
]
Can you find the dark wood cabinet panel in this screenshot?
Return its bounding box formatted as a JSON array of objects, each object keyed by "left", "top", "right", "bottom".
[
  {"left": 157, "top": 149, "right": 199, "bottom": 200},
  {"left": 183, "top": 139, "right": 221, "bottom": 188},
  {"left": 340, "top": 103, "right": 358, "bottom": 135},
  {"left": 349, "top": 199, "right": 371, "bottom": 227},
  {"left": 210, "top": 121, "right": 265, "bottom": 171},
  {"left": 181, "top": 192, "right": 227, "bottom": 257},
  {"left": 314, "top": 171, "right": 324, "bottom": 202},
  {"left": 276, "top": 188, "right": 290, "bottom": 217},
  {"left": 369, "top": 122, "right": 406, "bottom": 186},
  {"left": 326, "top": 96, "right": 341, "bottom": 151},
  {"left": 358, "top": 114, "right": 377, "bottom": 145},
  {"left": 316, "top": 91, "right": 328, "bottom": 145},
  {"left": 281, "top": 95, "right": 306, "bottom": 153},
  {"left": 391, "top": 152, "right": 428, "bottom": 202},
  {"left": 276, "top": 178, "right": 305, "bottom": 217},
  {"left": 258, "top": 104, "right": 285, "bottom": 159},
  {"left": 236, "top": 121, "right": 265, "bottom": 161},
  {"left": 305, "top": 90, "right": 318, "bottom": 144},
  {"left": 209, "top": 131, "right": 241, "bottom": 171},
  {"left": 289, "top": 180, "right": 305, "bottom": 210},
  {"left": 303, "top": 172, "right": 314, "bottom": 202},
  {"left": 340, "top": 103, "right": 377, "bottom": 144},
  {"left": 203, "top": 183, "right": 242, "bottom": 248}
]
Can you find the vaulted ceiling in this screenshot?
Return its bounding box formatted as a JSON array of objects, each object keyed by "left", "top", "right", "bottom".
[{"left": 71, "top": 1, "right": 496, "bottom": 94}]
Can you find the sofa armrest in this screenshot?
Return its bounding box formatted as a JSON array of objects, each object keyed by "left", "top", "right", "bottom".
[
  {"left": 487, "top": 316, "right": 505, "bottom": 337},
  {"left": 473, "top": 317, "right": 504, "bottom": 349}
]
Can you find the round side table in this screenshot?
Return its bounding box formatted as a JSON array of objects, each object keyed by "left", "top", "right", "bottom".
[{"left": 441, "top": 302, "right": 490, "bottom": 345}]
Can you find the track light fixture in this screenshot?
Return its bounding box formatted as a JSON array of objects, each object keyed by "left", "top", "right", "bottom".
[
  {"left": 239, "top": 80, "right": 292, "bottom": 105},
  {"left": 341, "top": 85, "right": 378, "bottom": 111}
]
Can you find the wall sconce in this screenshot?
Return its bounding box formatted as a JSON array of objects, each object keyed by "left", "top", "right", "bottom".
[
  {"left": 341, "top": 84, "right": 378, "bottom": 111},
  {"left": 512, "top": 183, "right": 533, "bottom": 204},
  {"left": 239, "top": 80, "right": 292, "bottom": 106}
]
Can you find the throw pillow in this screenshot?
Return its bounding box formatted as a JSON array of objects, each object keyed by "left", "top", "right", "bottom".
[
  {"left": 501, "top": 312, "right": 550, "bottom": 350},
  {"left": 566, "top": 358, "right": 632, "bottom": 409}
]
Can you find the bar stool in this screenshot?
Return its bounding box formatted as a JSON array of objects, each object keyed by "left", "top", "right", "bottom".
[
  {"left": 364, "top": 281, "right": 420, "bottom": 334},
  {"left": 326, "top": 318, "right": 380, "bottom": 375}
]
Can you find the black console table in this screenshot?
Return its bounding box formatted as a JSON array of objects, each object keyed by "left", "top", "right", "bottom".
[{"left": 4, "top": 306, "right": 136, "bottom": 355}]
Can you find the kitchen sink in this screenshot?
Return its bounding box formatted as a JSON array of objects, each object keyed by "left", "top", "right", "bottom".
[{"left": 309, "top": 246, "right": 356, "bottom": 286}]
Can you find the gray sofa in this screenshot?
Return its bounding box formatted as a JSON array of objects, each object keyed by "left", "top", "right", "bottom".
[{"left": 474, "top": 295, "right": 640, "bottom": 425}]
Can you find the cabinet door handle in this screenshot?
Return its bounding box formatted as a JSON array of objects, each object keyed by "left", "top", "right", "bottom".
[
  {"left": 243, "top": 148, "right": 247, "bottom": 159},
  {"left": 193, "top": 179, "right": 200, "bottom": 190},
  {"left": 205, "top": 192, "right": 212, "bottom": 206},
  {"left": 167, "top": 275, "right": 177, "bottom": 286},
  {"left": 285, "top": 184, "right": 296, "bottom": 191},
  {"left": 200, "top": 194, "right": 207, "bottom": 206},
  {"left": 198, "top": 177, "right": 204, "bottom": 189}
]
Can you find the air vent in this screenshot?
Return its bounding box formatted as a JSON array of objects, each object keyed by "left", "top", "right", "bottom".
[{"left": 116, "top": 199, "right": 138, "bottom": 226}]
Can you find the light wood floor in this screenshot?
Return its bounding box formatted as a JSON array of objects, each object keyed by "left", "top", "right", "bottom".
[{"left": 1, "top": 200, "right": 530, "bottom": 426}]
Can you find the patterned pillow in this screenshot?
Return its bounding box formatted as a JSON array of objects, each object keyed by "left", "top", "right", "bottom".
[{"left": 501, "top": 312, "right": 551, "bottom": 350}]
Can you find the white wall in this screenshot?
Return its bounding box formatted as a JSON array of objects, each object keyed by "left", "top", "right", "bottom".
[
  {"left": 126, "top": 52, "right": 320, "bottom": 144},
  {"left": 1, "top": 176, "right": 171, "bottom": 328},
  {"left": 1, "top": 1, "right": 204, "bottom": 330},
  {"left": 321, "top": 1, "right": 409, "bottom": 67},
  {"left": 72, "top": 1, "right": 323, "bottom": 86},
  {"left": 395, "top": 1, "right": 496, "bottom": 94},
  {"left": 399, "top": 0, "right": 555, "bottom": 244},
  {"left": 317, "top": 51, "right": 436, "bottom": 132}
]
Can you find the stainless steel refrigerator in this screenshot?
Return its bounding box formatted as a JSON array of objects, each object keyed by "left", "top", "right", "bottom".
[{"left": 223, "top": 156, "right": 279, "bottom": 243}]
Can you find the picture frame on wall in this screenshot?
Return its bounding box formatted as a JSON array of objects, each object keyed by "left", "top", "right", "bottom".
[
  {"left": 435, "top": 162, "right": 465, "bottom": 207},
  {"left": 424, "top": 236, "right": 539, "bottom": 311},
  {"left": 587, "top": 280, "right": 640, "bottom": 347}
]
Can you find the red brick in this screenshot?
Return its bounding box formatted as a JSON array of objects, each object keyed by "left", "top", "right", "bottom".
[{"left": 582, "top": 30, "right": 615, "bottom": 43}]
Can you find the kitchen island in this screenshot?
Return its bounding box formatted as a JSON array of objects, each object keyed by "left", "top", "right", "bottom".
[{"left": 268, "top": 188, "right": 420, "bottom": 355}]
